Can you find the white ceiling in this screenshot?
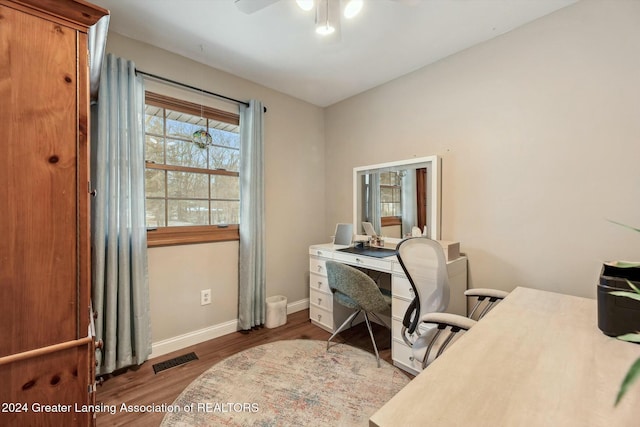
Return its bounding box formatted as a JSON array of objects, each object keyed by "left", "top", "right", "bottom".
[{"left": 92, "top": 0, "right": 578, "bottom": 107}]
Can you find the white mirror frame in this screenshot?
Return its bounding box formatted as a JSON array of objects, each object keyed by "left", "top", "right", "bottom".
[{"left": 353, "top": 155, "right": 441, "bottom": 245}]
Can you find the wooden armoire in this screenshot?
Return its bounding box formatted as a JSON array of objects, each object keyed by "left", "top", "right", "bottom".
[{"left": 0, "top": 1, "right": 108, "bottom": 425}]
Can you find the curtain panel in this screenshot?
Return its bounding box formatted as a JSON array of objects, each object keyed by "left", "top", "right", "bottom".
[
  {"left": 238, "top": 100, "right": 266, "bottom": 330},
  {"left": 368, "top": 173, "right": 382, "bottom": 234},
  {"left": 92, "top": 54, "right": 151, "bottom": 375}
]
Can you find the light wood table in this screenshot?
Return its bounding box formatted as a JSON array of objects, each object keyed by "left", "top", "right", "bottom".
[{"left": 370, "top": 287, "right": 640, "bottom": 426}]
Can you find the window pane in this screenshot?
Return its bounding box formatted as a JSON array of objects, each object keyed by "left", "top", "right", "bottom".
[
  {"left": 166, "top": 109, "right": 206, "bottom": 139},
  {"left": 167, "top": 200, "right": 209, "bottom": 226},
  {"left": 145, "top": 135, "right": 164, "bottom": 164},
  {"left": 166, "top": 139, "right": 208, "bottom": 169},
  {"left": 211, "top": 200, "right": 239, "bottom": 225},
  {"left": 391, "top": 172, "right": 401, "bottom": 186},
  {"left": 381, "top": 203, "right": 396, "bottom": 217},
  {"left": 208, "top": 145, "right": 239, "bottom": 172},
  {"left": 381, "top": 187, "right": 395, "bottom": 203},
  {"left": 167, "top": 171, "right": 208, "bottom": 199},
  {"left": 145, "top": 106, "right": 163, "bottom": 135},
  {"left": 146, "top": 169, "right": 165, "bottom": 198},
  {"left": 380, "top": 172, "right": 392, "bottom": 186},
  {"left": 209, "top": 127, "right": 240, "bottom": 149},
  {"left": 211, "top": 175, "right": 239, "bottom": 200},
  {"left": 146, "top": 199, "right": 165, "bottom": 227}
]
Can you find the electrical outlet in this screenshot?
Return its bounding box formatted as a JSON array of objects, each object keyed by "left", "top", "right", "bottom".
[{"left": 200, "top": 289, "right": 212, "bottom": 306}]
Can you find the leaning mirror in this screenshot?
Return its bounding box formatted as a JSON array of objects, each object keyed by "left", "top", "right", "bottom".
[{"left": 353, "top": 156, "right": 441, "bottom": 242}]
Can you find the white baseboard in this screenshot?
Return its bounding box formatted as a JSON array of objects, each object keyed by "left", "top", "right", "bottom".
[
  {"left": 150, "top": 298, "right": 310, "bottom": 359},
  {"left": 150, "top": 319, "right": 238, "bottom": 359},
  {"left": 287, "top": 298, "right": 309, "bottom": 314}
]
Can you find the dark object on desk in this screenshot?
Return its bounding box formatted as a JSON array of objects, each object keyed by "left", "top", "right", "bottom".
[
  {"left": 338, "top": 246, "right": 397, "bottom": 258},
  {"left": 597, "top": 263, "right": 640, "bottom": 337}
]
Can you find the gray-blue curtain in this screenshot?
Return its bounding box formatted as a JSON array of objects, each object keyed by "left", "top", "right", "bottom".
[
  {"left": 368, "top": 173, "right": 382, "bottom": 234},
  {"left": 92, "top": 54, "right": 151, "bottom": 375},
  {"left": 238, "top": 100, "right": 265, "bottom": 330},
  {"left": 401, "top": 169, "right": 417, "bottom": 237}
]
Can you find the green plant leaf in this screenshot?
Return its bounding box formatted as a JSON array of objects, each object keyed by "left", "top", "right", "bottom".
[
  {"left": 626, "top": 280, "right": 640, "bottom": 294},
  {"left": 612, "top": 261, "right": 640, "bottom": 268},
  {"left": 610, "top": 291, "right": 640, "bottom": 302},
  {"left": 608, "top": 219, "right": 640, "bottom": 233},
  {"left": 615, "top": 357, "right": 640, "bottom": 405},
  {"left": 617, "top": 333, "right": 640, "bottom": 343}
]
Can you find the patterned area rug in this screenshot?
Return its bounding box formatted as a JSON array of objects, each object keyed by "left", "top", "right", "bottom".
[{"left": 161, "top": 339, "right": 410, "bottom": 426}]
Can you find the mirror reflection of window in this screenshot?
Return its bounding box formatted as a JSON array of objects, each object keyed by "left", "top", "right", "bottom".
[{"left": 355, "top": 157, "right": 440, "bottom": 240}]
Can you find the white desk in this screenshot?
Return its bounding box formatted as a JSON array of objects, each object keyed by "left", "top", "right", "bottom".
[
  {"left": 309, "top": 243, "right": 468, "bottom": 375},
  {"left": 370, "top": 287, "right": 640, "bottom": 426}
]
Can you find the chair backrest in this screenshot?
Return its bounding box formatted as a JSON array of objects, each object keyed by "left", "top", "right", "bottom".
[
  {"left": 396, "top": 237, "right": 450, "bottom": 335},
  {"left": 325, "top": 261, "right": 389, "bottom": 313}
]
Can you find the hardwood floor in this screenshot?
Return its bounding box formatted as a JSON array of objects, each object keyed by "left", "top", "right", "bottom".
[{"left": 96, "top": 309, "right": 399, "bottom": 426}]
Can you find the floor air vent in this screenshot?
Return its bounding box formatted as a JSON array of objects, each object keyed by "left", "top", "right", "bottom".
[{"left": 152, "top": 352, "right": 198, "bottom": 374}]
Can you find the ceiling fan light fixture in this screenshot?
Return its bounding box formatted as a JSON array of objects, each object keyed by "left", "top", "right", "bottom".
[
  {"left": 343, "top": 0, "right": 363, "bottom": 19},
  {"left": 315, "top": 0, "right": 336, "bottom": 36},
  {"left": 296, "top": 0, "right": 315, "bottom": 12}
]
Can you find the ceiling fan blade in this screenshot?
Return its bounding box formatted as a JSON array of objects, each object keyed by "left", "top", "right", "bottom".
[{"left": 234, "top": 0, "right": 280, "bottom": 14}]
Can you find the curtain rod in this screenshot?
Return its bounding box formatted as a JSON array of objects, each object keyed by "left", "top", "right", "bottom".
[{"left": 136, "top": 70, "right": 267, "bottom": 113}]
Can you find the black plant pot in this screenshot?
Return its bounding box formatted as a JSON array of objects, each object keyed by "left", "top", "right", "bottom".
[{"left": 597, "top": 263, "right": 640, "bottom": 337}]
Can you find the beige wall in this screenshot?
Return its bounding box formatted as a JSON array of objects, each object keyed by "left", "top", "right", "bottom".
[
  {"left": 104, "top": 0, "right": 640, "bottom": 350},
  {"left": 325, "top": 0, "right": 640, "bottom": 299},
  {"left": 105, "top": 33, "right": 326, "bottom": 344}
]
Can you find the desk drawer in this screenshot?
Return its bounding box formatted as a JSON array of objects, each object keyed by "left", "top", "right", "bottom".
[
  {"left": 310, "top": 304, "right": 332, "bottom": 330},
  {"left": 392, "top": 338, "right": 422, "bottom": 375},
  {"left": 392, "top": 318, "right": 405, "bottom": 342},
  {"left": 309, "top": 247, "right": 334, "bottom": 259},
  {"left": 332, "top": 251, "right": 393, "bottom": 272},
  {"left": 310, "top": 273, "right": 331, "bottom": 294},
  {"left": 392, "top": 276, "right": 415, "bottom": 300},
  {"left": 309, "top": 258, "right": 328, "bottom": 277},
  {"left": 392, "top": 296, "right": 411, "bottom": 321},
  {"left": 310, "top": 288, "right": 332, "bottom": 311}
]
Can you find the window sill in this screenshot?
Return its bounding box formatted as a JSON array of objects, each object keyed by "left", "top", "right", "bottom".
[
  {"left": 381, "top": 216, "right": 402, "bottom": 227},
  {"left": 147, "top": 225, "right": 239, "bottom": 247}
]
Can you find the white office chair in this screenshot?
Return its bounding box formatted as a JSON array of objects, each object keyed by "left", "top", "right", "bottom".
[{"left": 396, "top": 237, "right": 508, "bottom": 369}]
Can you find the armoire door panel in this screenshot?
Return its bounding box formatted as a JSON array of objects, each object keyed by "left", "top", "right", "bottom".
[{"left": 0, "top": 4, "right": 79, "bottom": 356}]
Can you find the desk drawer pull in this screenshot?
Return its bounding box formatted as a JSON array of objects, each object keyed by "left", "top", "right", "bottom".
[
  {"left": 355, "top": 258, "right": 362, "bottom": 263},
  {"left": 317, "top": 265, "right": 323, "bottom": 272},
  {"left": 317, "top": 314, "right": 322, "bottom": 321},
  {"left": 317, "top": 251, "right": 323, "bottom": 256},
  {"left": 317, "top": 281, "right": 323, "bottom": 288},
  {"left": 317, "top": 297, "right": 322, "bottom": 304}
]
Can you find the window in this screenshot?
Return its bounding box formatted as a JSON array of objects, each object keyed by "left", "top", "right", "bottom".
[{"left": 144, "top": 92, "right": 240, "bottom": 246}]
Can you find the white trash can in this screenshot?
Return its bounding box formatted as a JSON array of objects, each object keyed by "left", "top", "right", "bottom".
[{"left": 265, "top": 295, "right": 287, "bottom": 329}]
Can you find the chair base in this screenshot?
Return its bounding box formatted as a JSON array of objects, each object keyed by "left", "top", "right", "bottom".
[{"left": 326, "top": 310, "right": 390, "bottom": 368}]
